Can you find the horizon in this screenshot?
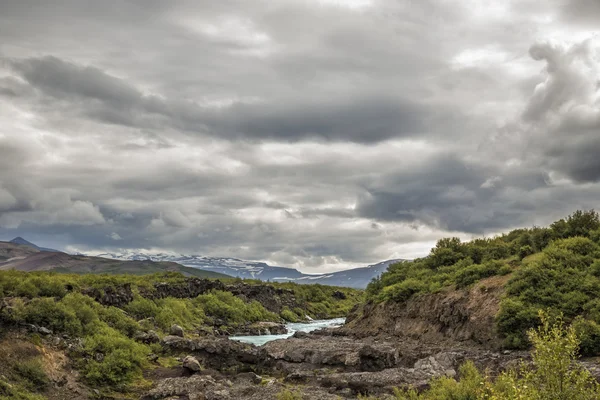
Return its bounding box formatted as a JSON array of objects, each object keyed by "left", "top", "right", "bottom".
[
  {"left": 1, "top": 234, "right": 406, "bottom": 274},
  {"left": 1, "top": 0, "right": 599, "bottom": 274}
]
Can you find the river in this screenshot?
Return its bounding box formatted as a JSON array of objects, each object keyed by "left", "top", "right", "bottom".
[{"left": 229, "top": 317, "right": 345, "bottom": 346}]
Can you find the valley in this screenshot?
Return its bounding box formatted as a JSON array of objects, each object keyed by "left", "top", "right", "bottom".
[{"left": 3, "top": 211, "right": 600, "bottom": 399}]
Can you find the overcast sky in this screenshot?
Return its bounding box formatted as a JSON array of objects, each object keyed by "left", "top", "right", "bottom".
[{"left": 0, "top": 0, "right": 599, "bottom": 272}]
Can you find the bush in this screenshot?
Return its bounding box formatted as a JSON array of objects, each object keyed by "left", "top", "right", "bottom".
[
  {"left": 281, "top": 307, "right": 300, "bottom": 322},
  {"left": 392, "top": 313, "right": 600, "bottom": 399},
  {"left": 276, "top": 388, "right": 303, "bottom": 400},
  {"left": 12, "top": 359, "right": 50, "bottom": 392},
  {"left": 572, "top": 317, "right": 600, "bottom": 357},
  {"left": 80, "top": 325, "right": 149, "bottom": 388},
  {"left": 519, "top": 245, "right": 534, "bottom": 260},
  {"left": 382, "top": 279, "right": 429, "bottom": 302}
]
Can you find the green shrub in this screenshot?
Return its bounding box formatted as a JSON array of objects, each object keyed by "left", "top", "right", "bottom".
[
  {"left": 12, "top": 359, "right": 50, "bottom": 392},
  {"left": 519, "top": 245, "right": 534, "bottom": 260},
  {"left": 276, "top": 388, "right": 303, "bottom": 400},
  {"left": 382, "top": 279, "right": 429, "bottom": 302},
  {"left": 80, "top": 325, "right": 149, "bottom": 388},
  {"left": 392, "top": 313, "right": 600, "bottom": 399},
  {"left": 280, "top": 307, "right": 300, "bottom": 322},
  {"left": 572, "top": 317, "right": 600, "bottom": 357}
]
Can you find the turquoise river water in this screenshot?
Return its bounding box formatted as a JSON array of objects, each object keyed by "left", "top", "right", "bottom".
[{"left": 229, "top": 318, "right": 345, "bottom": 346}]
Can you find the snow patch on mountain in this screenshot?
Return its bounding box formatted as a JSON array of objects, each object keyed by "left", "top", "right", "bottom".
[{"left": 93, "top": 251, "right": 406, "bottom": 288}]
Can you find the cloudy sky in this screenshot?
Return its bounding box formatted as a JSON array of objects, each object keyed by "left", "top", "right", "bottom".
[{"left": 0, "top": 0, "right": 599, "bottom": 272}]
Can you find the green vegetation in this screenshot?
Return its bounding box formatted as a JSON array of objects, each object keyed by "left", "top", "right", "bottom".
[
  {"left": 366, "top": 210, "right": 600, "bottom": 353},
  {"left": 0, "top": 356, "right": 48, "bottom": 400},
  {"left": 276, "top": 388, "right": 303, "bottom": 400},
  {"left": 385, "top": 312, "right": 599, "bottom": 400},
  {"left": 0, "top": 270, "right": 362, "bottom": 392}
]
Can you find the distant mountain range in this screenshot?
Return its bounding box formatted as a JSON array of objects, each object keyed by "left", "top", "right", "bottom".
[
  {"left": 0, "top": 240, "right": 229, "bottom": 279},
  {"left": 2, "top": 237, "right": 405, "bottom": 288},
  {"left": 95, "top": 251, "right": 405, "bottom": 289}
]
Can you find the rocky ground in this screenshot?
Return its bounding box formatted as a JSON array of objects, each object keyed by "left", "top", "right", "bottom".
[{"left": 142, "top": 325, "right": 530, "bottom": 399}]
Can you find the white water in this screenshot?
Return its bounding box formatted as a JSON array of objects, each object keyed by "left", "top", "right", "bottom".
[{"left": 229, "top": 317, "right": 345, "bottom": 346}]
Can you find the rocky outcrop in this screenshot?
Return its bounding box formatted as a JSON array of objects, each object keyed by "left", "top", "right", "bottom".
[
  {"left": 139, "top": 278, "right": 303, "bottom": 314},
  {"left": 81, "top": 284, "right": 134, "bottom": 307},
  {"left": 235, "top": 322, "right": 288, "bottom": 336},
  {"left": 226, "top": 284, "right": 298, "bottom": 314},
  {"left": 263, "top": 336, "right": 410, "bottom": 372},
  {"left": 344, "top": 276, "right": 509, "bottom": 349},
  {"left": 161, "top": 335, "right": 272, "bottom": 371},
  {"left": 143, "top": 374, "right": 344, "bottom": 400},
  {"left": 143, "top": 279, "right": 226, "bottom": 300},
  {"left": 142, "top": 375, "right": 232, "bottom": 400}
]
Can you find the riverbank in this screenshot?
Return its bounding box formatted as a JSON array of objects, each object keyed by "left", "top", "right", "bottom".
[{"left": 230, "top": 318, "right": 345, "bottom": 346}]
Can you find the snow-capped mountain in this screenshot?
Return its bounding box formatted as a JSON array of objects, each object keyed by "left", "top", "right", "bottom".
[{"left": 93, "top": 251, "right": 405, "bottom": 288}]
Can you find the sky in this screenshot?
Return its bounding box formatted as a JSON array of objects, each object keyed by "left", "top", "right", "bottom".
[{"left": 0, "top": 0, "right": 599, "bottom": 272}]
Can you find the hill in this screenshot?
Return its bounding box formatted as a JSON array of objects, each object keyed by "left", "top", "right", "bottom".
[
  {"left": 96, "top": 251, "right": 402, "bottom": 288},
  {"left": 349, "top": 210, "right": 600, "bottom": 356},
  {"left": 9, "top": 236, "right": 59, "bottom": 252},
  {"left": 0, "top": 242, "right": 229, "bottom": 279}
]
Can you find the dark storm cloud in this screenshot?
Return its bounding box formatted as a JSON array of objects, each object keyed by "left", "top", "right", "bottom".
[
  {"left": 561, "top": 0, "right": 600, "bottom": 26},
  {"left": 8, "top": 55, "right": 435, "bottom": 143},
  {"left": 1, "top": 0, "right": 599, "bottom": 270},
  {"left": 517, "top": 39, "right": 600, "bottom": 183}
]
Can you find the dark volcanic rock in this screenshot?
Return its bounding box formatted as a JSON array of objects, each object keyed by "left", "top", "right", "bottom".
[
  {"left": 227, "top": 284, "right": 298, "bottom": 314},
  {"left": 236, "top": 322, "right": 288, "bottom": 336},
  {"left": 332, "top": 291, "right": 347, "bottom": 300},
  {"left": 82, "top": 284, "right": 134, "bottom": 307},
  {"left": 143, "top": 279, "right": 226, "bottom": 300},
  {"left": 161, "top": 335, "right": 272, "bottom": 371},
  {"left": 134, "top": 330, "right": 160, "bottom": 344}
]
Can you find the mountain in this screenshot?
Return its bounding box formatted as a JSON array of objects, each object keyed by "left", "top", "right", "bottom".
[
  {"left": 0, "top": 241, "right": 230, "bottom": 279},
  {"left": 9, "top": 237, "right": 60, "bottom": 252},
  {"left": 95, "top": 251, "right": 405, "bottom": 288}
]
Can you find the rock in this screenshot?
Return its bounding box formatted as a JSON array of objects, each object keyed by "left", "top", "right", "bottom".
[
  {"left": 142, "top": 375, "right": 231, "bottom": 400},
  {"left": 238, "top": 322, "right": 288, "bottom": 336},
  {"left": 135, "top": 330, "right": 161, "bottom": 344},
  {"left": 358, "top": 345, "right": 399, "bottom": 371},
  {"left": 332, "top": 291, "right": 347, "bottom": 300},
  {"left": 38, "top": 326, "right": 52, "bottom": 335},
  {"left": 22, "top": 323, "right": 38, "bottom": 333},
  {"left": 143, "top": 279, "right": 227, "bottom": 301},
  {"left": 292, "top": 331, "right": 310, "bottom": 339},
  {"left": 82, "top": 284, "right": 134, "bottom": 307},
  {"left": 170, "top": 324, "right": 185, "bottom": 337},
  {"left": 147, "top": 330, "right": 161, "bottom": 343},
  {"left": 161, "top": 336, "right": 271, "bottom": 371},
  {"left": 148, "top": 353, "right": 159, "bottom": 362},
  {"left": 183, "top": 356, "right": 202, "bottom": 372},
  {"left": 235, "top": 372, "right": 262, "bottom": 384}
]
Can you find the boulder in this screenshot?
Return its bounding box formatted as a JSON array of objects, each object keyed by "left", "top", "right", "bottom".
[
  {"left": 134, "top": 330, "right": 161, "bottom": 344},
  {"left": 183, "top": 355, "right": 202, "bottom": 372},
  {"left": 38, "top": 326, "right": 53, "bottom": 335},
  {"left": 170, "top": 324, "right": 185, "bottom": 337}
]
